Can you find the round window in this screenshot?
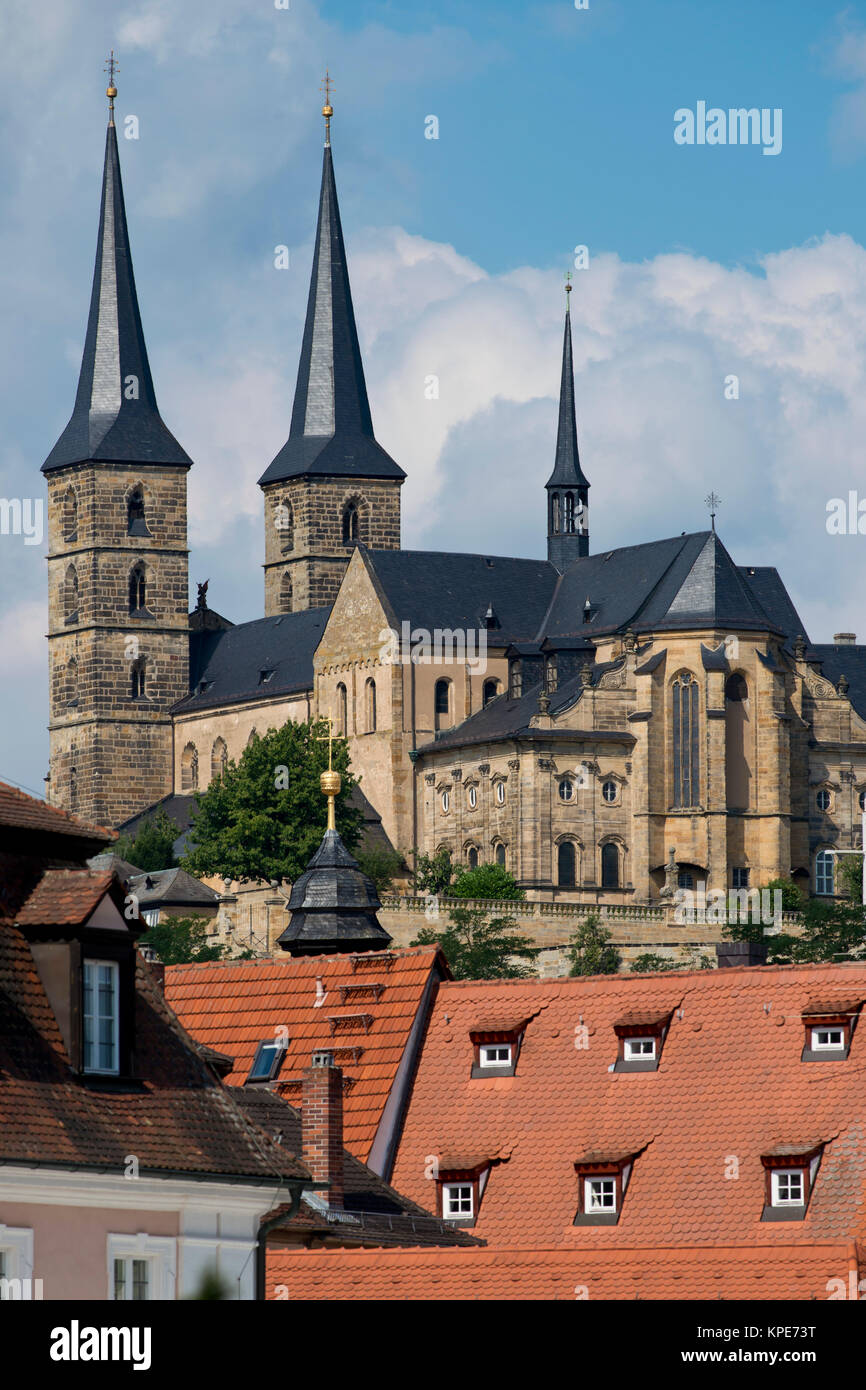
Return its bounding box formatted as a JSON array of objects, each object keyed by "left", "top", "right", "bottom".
[
  {"left": 441, "top": 790, "right": 450, "bottom": 813},
  {"left": 602, "top": 780, "right": 617, "bottom": 804},
  {"left": 558, "top": 779, "right": 574, "bottom": 802},
  {"left": 468, "top": 786, "right": 477, "bottom": 809},
  {"left": 496, "top": 781, "right": 505, "bottom": 805},
  {"left": 817, "top": 790, "right": 831, "bottom": 811}
]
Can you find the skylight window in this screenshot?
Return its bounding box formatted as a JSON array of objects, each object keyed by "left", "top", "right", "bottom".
[
  {"left": 259, "top": 669, "right": 275, "bottom": 685},
  {"left": 246, "top": 1038, "right": 287, "bottom": 1083}
]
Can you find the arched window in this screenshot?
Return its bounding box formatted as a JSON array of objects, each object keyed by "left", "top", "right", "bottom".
[
  {"left": 127, "top": 486, "right": 149, "bottom": 537},
  {"left": 128, "top": 564, "right": 146, "bottom": 614},
  {"left": 181, "top": 743, "right": 199, "bottom": 791},
  {"left": 483, "top": 679, "right": 500, "bottom": 706},
  {"left": 725, "top": 673, "right": 749, "bottom": 810},
  {"left": 435, "top": 678, "right": 451, "bottom": 730},
  {"left": 601, "top": 842, "right": 620, "bottom": 888},
  {"left": 495, "top": 843, "right": 506, "bottom": 867},
  {"left": 557, "top": 841, "right": 576, "bottom": 887},
  {"left": 467, "top": 847, "right": 479, "bottom": 870},
  {"left": 277, "top": 497, "right": 294, "bottom": 551},
  {"left": 559, "top": 778, "right": 574, "bottom": 803},
  {"left": 545, "top": 657, "right": 558, "bottom": 693},
  {"left": 509, "top": 664, "right": 522, "bottom": 700},
  {"left": 63, "top": 487, "right": 78, "bottom": 543},
  {"left": 64, "top": 565, "right": 79, "bottom": 624},
  {"left": 280, "top": 571, "right": 293, "bottom": 614},
  {"left": 365, "top": 677, "right": 377, "bottom": 732},
  {"left": 495, "top": 781, "right": 506, "bottom": 806},
  {"left": 336, "top": 682, "right": 347, "bottom": 737},
  {"left": 130, "top": 657, "right": 146, "bottom": 700},
  {"left": 247, "top": 728, "right": 258, "bottom": 746},
  {"left": 564, "top": 492, "right": 575, "bottom": 533},
  {"left": 672, "top": 672, "right": 699, "bottom": 807},
  {"left": 211, "top": 737, "right": 228, "bottom": 781},
  {"left": 467, "top": 785, "right": 477, "bottom": 809},
  {"left": 551, "top": 493, "right": 561, "bottom": 534},
  {"left": 815, "top": 850, "right": 834, "bottom": 896},
  {"left": 342, "top": 502, "right": 359, "bottom": 544}
]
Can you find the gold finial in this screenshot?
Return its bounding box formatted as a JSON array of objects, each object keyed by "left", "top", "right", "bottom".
[
  {"left": 565, "top": 271, "right": 573, "bottom": 301},
  {"left": 320, "top": 69, "right": 334, "bottom": 147},
  {"left": 104, "top": 51, "right": 119, "bottom": 124},
  {"left": 315, "top": 714, "right": 341, "bottom": 830}
]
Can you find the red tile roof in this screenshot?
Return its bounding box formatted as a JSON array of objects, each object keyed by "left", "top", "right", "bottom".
[
  {"left": 388, "top": 963, "right": 866, "bottom": 1253},
  {"left": 15, "top": 869, "right": 114, "bottom": 926},
  {"left": 165, "top": 946, "right": 445, "bottom": 1162},
  {"left": 267, "top": 1241, "right": 861, "bottom": 1301},
  {"left": 0, "top": 780, "right": 114, "bottom": 842}
]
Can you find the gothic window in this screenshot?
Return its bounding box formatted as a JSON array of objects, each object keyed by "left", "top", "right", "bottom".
[
  {"left": 280, "top": 571, "right": 293, "bottom": 614},
  {"left": 672, "top": 671, "right": 699, "bottom": 807},
  {"left": 128, "top": 564, "right": 146, "bottom": 614},
  {"left": 435, "top": 678, "right": 451, "bottom": 730},
  {"left": 342, "top": 502, "right": 359, "bottom": 544},
  {"left": 551, "top": 493, "right": 561, "bottom": 534},
  {"left": 130, "top": 657, "right": 146, "bottom": 700},
  {"left": 483, "top": 679, "right": 500, "bottom": 706},
  {"left": 63, "top": 486, "right": 78, "bottom": 543},
  {"left": 365, "top": 678, "right": 377, "bottom": 733},
  {"left": 495, "top": 843, "right": 506, "bottom": 867},
  {"left": 277, "top": 497, "right": 294, "bottom": 551},
  {"left": 127, "top": 487, "right": 150, "bottom": 537},
  {"left": 467, "top": 847, "right": 479, "bottom": 870},
  {"left": 725, "top": 673, "right": 749, "bottom": 810},
  {"left": 66, "top": 657, "right": 79, "bottom": 707},
  {"left": 564, "top": 493, "right": 575, "bottom": 534},
  {"left": 815, "top": 850, "right": 834, "bottom": 896},
  {"left": 336, "top": 682, "right": 348, "bottom": 737},
  {"left": 545, "top": 657, "right": 558, "bottom": 693},
  {"left": 509, "top": 664, "right": 522, "bottom": 700},
  {"left": 601, "top": 842, "right": 620, "bottom": 889},
  {"left": 211, "top": 737, "right": 228, "bottom": 781},
  {"left": 181, "top": 743, "right": 199, "bottom": 791},
  {"left": 558, "top": 841, "right": 576, "bottom": 888},
  {"left": 247, "top": 728, "right": 258, "bottom": 746},
  {"left": 64, "top": 565, "right": 79, "bottom": 624}
]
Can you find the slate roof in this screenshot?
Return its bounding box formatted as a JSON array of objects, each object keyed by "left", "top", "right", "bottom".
[
  {"left": 178, "top": 607, "right": 331, "bottom": 713},
  {"left": 258, "top": 142, "right": 404, "bottom": 486},
  {"left": 116, "top": 794, "right": 198, "bottom": 840},
  {"left": 276, "top": 827, "right": 392, "bottom": 955},
  {"left": 811, "top": 643, "right": 866, "bottom": 723},
  {"left": 739, "top": 565, "right": 810, "bottom": 646},
  {"left": 266, "top": 1240, "right": 856, "bottom": 1301},
  {"left": 127, "top": 867, "right": 219, "bottom": 909},
  {"left": 388, "top": 962, "right": 866, "bottom": 1253},
  {"left": 164, "top": 946, "right": 446, "bottom": 1163},
  {"left": 42, "top": 119, "right": 191, "bottom": 473},
  {"left": 545, "top": 304, "right": 588, "bottom": 489}
]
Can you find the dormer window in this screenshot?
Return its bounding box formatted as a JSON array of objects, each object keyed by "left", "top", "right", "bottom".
[
  {"left": 812, "top": 1027, "right": 844, "bottom": 1051},
  {"left": 246, "top": 1038, "right": 287, "bottom": 1083},
  {"left": 83, "top": 960, "right": 119, "bottom": 1074},
  {"left": 470, "top": 1018, "right": 528, "bottom": 1078},
  {"left": 612, "top": 1010, "right": 672, "bottom": 1072},
  {"left": 259, "top": 668, "right": 275, "bottom": 685},
  {"left": 442, "top": 1183, "right": 474, "bottom": 1220},
  {"left": 800, "top": 1000, "right": 861, "bottom": 1061},
  {"left": 573, "top": 1152, "right": 637, "bottom": 1225},
  {"left": 623, "top": 1037, "right": 655, "bottom": 1062},
  {"left": 479, "top": 1043, "right": 512, "bottom": 1068},
  {"left": 436, "top": 1155, "right": 492, "bottom": 1227},
  {"left": 771, "top": 1170, "right": 804, "bottom": 1206},
  {"left": 761, "top": 1146, "right": 822, "bottom": 1221},
  {"left": 585, "top": 1177, "right": 616, "bottom": 1214}
]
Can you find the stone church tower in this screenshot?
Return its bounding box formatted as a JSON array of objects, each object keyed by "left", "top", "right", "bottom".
[
  {"left": 258, "top": 96, "right": 404, "bottom": 616},
  {"left": 42, "top": 80, "right": 192, "bottom": 828},
  {"left": 546, "top": 286, "right": 590, "bottom": 569}
]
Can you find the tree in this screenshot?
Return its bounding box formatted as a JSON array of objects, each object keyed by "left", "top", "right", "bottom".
[
  {"left": 450, "top": 863, "right": 526, "bottom": 901},
  {"left": 411, "top": 906, "right": 537, "bottom": 980},
  {"left": 114, "top": 807, "right": 178, "bottom": 871},
  {"left": 137, "top": 916, "right": 224, "bottom": 965},
  {"left": 630, "top": 946, "right": 714, "bottom": 973},
  {"left": 355, "top": 845, "right": 404, "bottom": 895},
  {"left": 724, "top": 895, "right": 866, "bottom": 965},
  {"left": 413, "top": 847, "right": 454, "bottom": 896},
  {"left": 761, "top": 877, "right": 806, "bottom": 912},
  {"left": 566, "top": 913, "right": 621, "bottom": 976},
  {"left": 181, "top": 719, "right": 363, "bottom": 884}
]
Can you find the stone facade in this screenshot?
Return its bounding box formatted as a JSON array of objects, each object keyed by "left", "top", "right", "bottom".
[{"left": 46, "top": 463, "right": 190, "bottom": 828}]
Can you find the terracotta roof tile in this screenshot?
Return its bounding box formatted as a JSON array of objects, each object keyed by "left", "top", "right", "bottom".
[
  {"left": 15, "top": 869, "right": 114, "bottom": 927},
  {"left": 0, "top": 779, "right": 114, "bottom": 841}
]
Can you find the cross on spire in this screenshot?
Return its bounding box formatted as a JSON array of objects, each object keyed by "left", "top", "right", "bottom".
[
  {"left": 705, "top": 491, "right": 721, "bottom": 532},
  {"left": 320, "top": 69, "right": 334, "bottom": 147},
  {"left": 314, "top": 712, "right": 335, "bottom": 771},
  {"left": 104, "top": 51, "right": 119, "bottom": 123},
  {"left": 565, "top": 271, "right": 573, "bottom": 300}
]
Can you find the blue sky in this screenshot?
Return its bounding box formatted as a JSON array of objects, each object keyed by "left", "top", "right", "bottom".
[{"left": 3, "top": 0, "right": 866, "bottom": 799}]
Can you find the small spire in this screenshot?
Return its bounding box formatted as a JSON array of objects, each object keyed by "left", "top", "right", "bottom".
[
  {"left": 321, "top": 69, "right": 334, "bottom": 148},
  {"left": 104, "top": 50, "right": 119, "bottom": 127}
]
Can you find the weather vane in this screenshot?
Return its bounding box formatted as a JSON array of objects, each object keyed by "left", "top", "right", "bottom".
[
  {"left": 104, "top": 51, "right": 119, "bottom": 122},
  {"left": 320, "top": 69, "right": 334, "bottom": 147},
  {"left": 315, "top": 714, "right": 341, "bottom": 831},
  {"left": 705, "top": 491, "right": 721, "bottom": 532}
]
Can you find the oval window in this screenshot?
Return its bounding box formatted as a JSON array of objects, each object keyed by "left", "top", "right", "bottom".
[
  {"left": 817, "top": 790, "right": 830, "bottom": 812},
  {"left": 559, "top": 779, "right": 574, "bottom": 802},
  {"left": 441, "top": 790, "right": 450, "bottom": 813},
  {"left": 602, "top": 780, "right": 617, "bottom": 804},
  {"left": 468, "top": 786, "right": 477, "bottom": 809},
  {"left": 496, "top": 782, "right": 505, "bottom": 805}
]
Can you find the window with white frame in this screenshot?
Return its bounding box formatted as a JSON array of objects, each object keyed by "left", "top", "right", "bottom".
[
  {"left": 558, "top": 778, "right": 574, "bottom": 802},
  {"left": 479, "top": 1044, "right": 512, "bottom": 1068},
  {"left": 107, "top": 1234, "right": 175, "bottom": 1301},
  {"left": 602, "top": 780, "right": 617, "bottom": 804},
  {"left": 585, "top": 1177, "right": 616, "bottom": 1213},
  {"left": 624, "top": 1037, "right": 656, "bottom": 1061},
  {"left": 0, "top": 1226, "right": 33, "bottom": 1297},
  {"left": 442, "top": 1183, "right": 473, "bottom": 1219},
  {"left": 83, "top": 959, "right": 119, "bottom": 1074},
  {"left": 441, "top": 790, "right": 450, "bottom": 813},
  {"left": 495, "top": 781, "right": 505, "bottom": 805},
  {"left": 815, "top": 850, "right": 834, "bottom": 896},
  {"left": 811, "top": 1027, "right": 845, "bottom": 1051},
  {"left": 113, "top": 1257, "right": 151, "bottom": 1301},
  {"left": 771, "top": 1169, "right": 805, "bottom": 1206},
  {"left": 467, "top": 785, "right": 477, "bottom": 809}
]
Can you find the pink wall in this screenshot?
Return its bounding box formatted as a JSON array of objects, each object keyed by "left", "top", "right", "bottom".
[{"left": 0, "top": 1202, "right": 178, "bottom": 1301}]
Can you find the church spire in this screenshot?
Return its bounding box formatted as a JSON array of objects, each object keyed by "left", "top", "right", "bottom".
[
  {"left": 258, "top": 81, "right": 404, "bottom": 486},
  {"left": 42, "top": 62, "right": 191, "bottom": 474},
  {"left": 545, "top": 278, "right": 589, "bottom": 569}
]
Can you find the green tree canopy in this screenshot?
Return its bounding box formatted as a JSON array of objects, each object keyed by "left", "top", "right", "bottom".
[
  {"left": 450, "top": 863, "right": 526, "bottom": 901},
  {"left": 413, "top": 847, "right": 454, "bottom": 896},
  {"left": 180, "top": 718, "right": 363, "bottom": 884},
  {"left": 137, "top": 916, "right": 224, "bottom": 965},
  {"left": 761, "top": 877, "right": 806, "bottom": 912},
  {"left": 355, "top": 845, "right": 404, "bottom": 895},
  {"left": 114, "top": 807, "right": 178, "bottom": 871},
  {"left": 724, "top": 894, "right": 866, "bottom": 964},
  {"left": 566, "top": 913, "right": 622, "bottom": 976},
  {"left": 411, "top": 906, "right": 537, "bottom": 980}
]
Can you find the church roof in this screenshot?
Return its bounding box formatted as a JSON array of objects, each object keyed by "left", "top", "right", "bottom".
[
  {"left": 276, "top": 827, "right": 392, "bottom": 956},
  {"left": 545, "top": 304, "right": 588, "bottom": 490},
  {"left": 809, "top": 643, "right": 866, "bottom": 722},
  {"left": 258, "top": 139, "right": 404, "bottom": 486},
  {"left": 177, "top": 607, "right": 332, "bottom": 713},
  {"left": 42, "top": 118, "right": 191, "bottom": 473}
]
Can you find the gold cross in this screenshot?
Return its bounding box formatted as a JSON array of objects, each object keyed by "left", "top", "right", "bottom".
[
  {"left": 104, "top": 50, "right": 119, "bottom": 86},
  {"left": 314, "top": 713, "right": 335, "bottom": 770},
  {"left": 320, "top": 70, "right": 334, "bottom": 107}
]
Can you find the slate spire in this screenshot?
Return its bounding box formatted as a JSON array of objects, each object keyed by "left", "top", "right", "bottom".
[
  {"left": 42, "top": 83, "right": 191, "bottom": 473},
  {"left": 258, "top": 97, "right": 404, "bottom": 485},
  {"left": 546, "top": 282, "right": 589, "bottom": 569}
]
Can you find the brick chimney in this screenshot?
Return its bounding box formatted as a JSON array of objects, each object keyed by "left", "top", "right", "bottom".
[{"left": 301, "top": 1049, "right": 344, "bottom": 1209}]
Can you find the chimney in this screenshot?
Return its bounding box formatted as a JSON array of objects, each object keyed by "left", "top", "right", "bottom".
[
  {"left": 715, "top": 941, "right": 768, "bottom": 969},
  {"left": 138, "top": 945, "right": 165, "bottom": 992},
  {"left": 301, "top": 1049, "right": 344, "bottom": 1208},
  {"left": 834, "top": 633, "right": 856, "bottom": 646}
]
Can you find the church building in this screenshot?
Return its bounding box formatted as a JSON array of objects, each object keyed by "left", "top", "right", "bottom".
[{"left": 43, "top": 78, "right": 866, "bottom": 908}]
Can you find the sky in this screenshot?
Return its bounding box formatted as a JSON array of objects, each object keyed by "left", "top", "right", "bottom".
[{"left": 3, "top": 0, "right": 866, "bottom": 798}]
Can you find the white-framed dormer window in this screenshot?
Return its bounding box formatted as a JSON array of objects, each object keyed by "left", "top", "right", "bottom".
[
  {"left": 585, "top": 1177, "right": 616, "bottom": 1213},
  {"left": 624, "top": 1037, "right": 656, "bottom": 1061},
  {"left": 83, "top": 959, "right": 119, "bottom": 1074},
  {"left": 107, "top": 1234, "right": 175, "bottom": 1301},
  {"left": 442, "top": 1183, "right": 474, "bottom": 1219},
  {"left": 770, "top": 1169, "right": 805, "bottom": 1207},
  {"left": 479, "top": 1044, "right": 512, "bottom": 1068},
  {"left": 811, "top": 1027, "right": 845, "bottom": 1051}
]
